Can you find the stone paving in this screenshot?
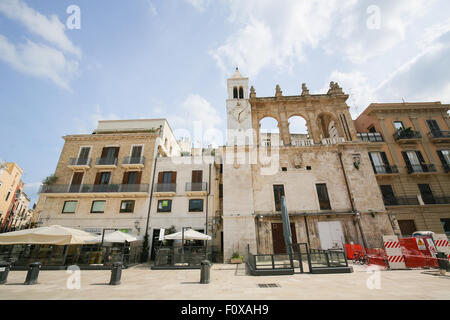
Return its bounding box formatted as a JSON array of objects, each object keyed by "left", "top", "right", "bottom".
[{"left": 0, "top": 263, "right": 449, "bottom": 300}]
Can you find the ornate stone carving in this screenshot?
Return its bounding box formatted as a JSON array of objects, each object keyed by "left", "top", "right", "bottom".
[
  {"left": 275, "top": 84, "right": 282, "bottom": 97},
  {"left": 293, "top": 153, "right": 302, "bottom": 168},
  {"left": 301, "top": 83, "right": 310, "bottom": 96},
  {"left": 327, "top": 81, "right": 344, "bottom": 95}
]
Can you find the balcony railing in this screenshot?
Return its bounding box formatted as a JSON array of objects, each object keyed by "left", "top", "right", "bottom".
[
  {"left": 69, "top": 158, "right": 91, "bottom": 166},
  {"left": 39, "top": 184, "right": 149, "bottom": 194},
  {"left": 384, "top": 197, "right": 420, "bottom": 206},
  {"left": 393, "top": 130, "right": 422, "bottom": 141},
  {"left": 428, "top": 130, "right": 450, "bottom": 139},
  {"left": 373, "top": 165, "right": 399, "bottom": 174},
  {"left": 357, "top": 132, "right": 384, "bottom": 142},
  {"left": 96, "top": 157, "right": 118, "bottom": 166},
  {"left": 185, "top": 182, "right": 208, "bottom": 192},
  {"left": 406, "top": 164, "right": 437, "bottom": 174},
  {"left": 154, "top": 183, "right": 176, "bottom": 193},
  {"left": 123, "top": 156, "right": 145, "bottom": 165}
]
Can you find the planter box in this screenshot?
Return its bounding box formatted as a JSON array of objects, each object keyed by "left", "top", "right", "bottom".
[{"left": 230, "top": 258, "right": 243, "bottom": 264}]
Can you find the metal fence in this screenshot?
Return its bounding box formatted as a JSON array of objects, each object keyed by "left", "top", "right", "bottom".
[{"left": 152, "top": 246, "right": 213, "bottom": 269}]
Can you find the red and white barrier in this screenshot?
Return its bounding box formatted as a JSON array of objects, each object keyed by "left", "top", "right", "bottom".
[
  {"left": 383, "top": 235, "right": 406, "bottom": 269},
  {"left": 432, "top": 234, "right": 450, "bottom": 261}
]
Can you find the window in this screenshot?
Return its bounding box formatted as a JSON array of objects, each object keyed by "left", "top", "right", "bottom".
[
  {"left": 281, "top": 167, "right": 287, "bottom": 172},
  {"left": 157, "top": 171, "right": 177, "bottom": 192},
  {"left": 402, "top": 151, "right": 427, "bottom": 172},
  {"left": 62, "top": 201, "right": 77, "bottom": 214},
  {"left": 441, "top": 219, "right": 450, "bottom": 236},
  {"left": 273, "top": 185, "right": 285, "bottom": 211},
  {"left": 77, "top": 147, "right": 91, "bottom": 165},
  {"left": 120, "top": 200, "right": 135, "bottom": 213},
  {"left": 239, "top": 87, "right": 244, "bottom": 99},
  {"left": 437, "top": 150, "right": 450, "bottom": 172},
  {"left": 426, "top": 119, "right": 441, "bottom": 134},
  {"left": 380, "top": 185, "right": 397, "bottom": 206},
  {"left": 131, "top": 145, "right": 143, "bottom": 159},
  {"left": 5, "top": 191, "right": 11, "bottom": 201},
  {"left": 393, "top": 121, "right": 404, "bottom": 131},
  {"left": 191, "top": 170, "right": 203, "bottom": 191},
  {"left": 100, "top": 147, "right": 119, "bottom": 164},
  {"left": 219, "top": 184, "right": 223, "bottom": 198},
  {"left": 123, "top": 171, "right": 142, "bottom": 185},
  {"left": 418, "top": 184, "right": 435, "bottom": 205},
  {"left": 316, "top": 184, "right": 331, "bottom": 210},
  {"left": 369, "top": 152, "right": 391, "bottom": 174},
  {"left": 91, "top": 201, "right": 106, "bottom": 213},
  {"left": 368, "top": 125, "right": 376, "bottom": 133},
  {"left": 189, "top": 199, "right": 204, "bottom": 212},
  {"left": 233, "top": 87, "right": 238, "bottom": 99},
  {"left": 157, "top": 200, "right": 172, "bottom": 212}
]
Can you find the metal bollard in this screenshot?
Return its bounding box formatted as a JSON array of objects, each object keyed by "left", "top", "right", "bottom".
[
  {"left": 0, "top": 262, "right": 12, "bottom": 285},
  {"left": 24, "top": 262, "right": 41, "bottom": 285},
  {"left": 109, "top": 262, "right": 122, "bottom": 285},
  {"left": 200, "top": 260, "right": 211, "bottom": 284}
]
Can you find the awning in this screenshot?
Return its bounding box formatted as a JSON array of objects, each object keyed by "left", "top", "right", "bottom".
[
  {"left": 0, "top": 225, "right": 99, "bottom": 245},
  {"left": 86, "top": 230, "right": 139, "bottom": 244},
  {"left": 163, "top": 229, "right": 211, "bottom": 241}
]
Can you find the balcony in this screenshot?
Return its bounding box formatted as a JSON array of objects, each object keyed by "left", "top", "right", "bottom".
[
  {"left": 321, "top": 137, "right": 346, "bottom": 145},
  {"left": 427, "top": 131, "right": 450, "bottom": 143},
  {"left": 384, "top": 197, "right": 420, "bottom": 206},
  {"left": 39, "top": 184, "right": 149, "bottom": 194},
  {"left": 122, "top": 156, "right": 145, "bottom": 169},
  {"left": 154, "top": 183, "right": 176, "bottom": 197},
  {"left": 406, "top": 164, "right": 437, "bottom": 174},
  {"left": 393, "top": 130, "right": 422, "bottom": 144},
  {"left": 68, "top": 158, "right": 91, "bottom": 170},
  {"left": 373, "top": 165, "right": 399, "bottom": 175},
  {"left": 95, "top": 157, "right": 118, "bottom": 168},
  {"left": 357, "top": 132, "right": 384, "bottom": 142},
  {"left": 185, "top": 182, "right": 208, "bottom": 196}
]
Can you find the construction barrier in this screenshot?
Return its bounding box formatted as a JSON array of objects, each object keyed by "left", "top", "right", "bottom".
[
  {"left": 344, "top": 244, "right": 363, "bottom": 260},
  {"left": 383, "top": 235, "right": 407, "bottom": 269},
  {"left": 365, "top": 248, "right": 388, "bottom": 268},
  {"left": 399, "top": 237, "right": 438, "bottom": 269},
  {"left": 432, "top": 234, "right": 450, "bottom": 261}
]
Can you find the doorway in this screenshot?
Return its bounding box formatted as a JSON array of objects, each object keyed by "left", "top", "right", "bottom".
[
  {"left": 317, "top": 221, "right": 344, "bottom": 250},
  {"left": 398, "top": 220, "right": 417, "bottom": 236},
  {"left": 271, "top": 223, "right": 297, "bottom": 254}
]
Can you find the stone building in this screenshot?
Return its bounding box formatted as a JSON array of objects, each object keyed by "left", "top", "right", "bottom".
[
  {"left": 35, "top": 119, "right": 181, "bottom": 236},
  {"left": 354, "top": 102, "right": 450, "bottom": 236},
  {"left": 0, "top": 162, "right": 25, "bottom": 232},
  {"left": 220, "top": 69, "right": 396, "bottom": 261},
  {"left": 147, "top": 153, "right": 220, "bottom": 260}
]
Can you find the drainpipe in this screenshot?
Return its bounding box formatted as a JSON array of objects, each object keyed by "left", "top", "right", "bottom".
[
  {"left": 205, "top": 163, "right": 212, "bottom": 259},
  {"left": 338, "top": 152, "right": 368, "bottom": 249},
  {"left": 142, "top": 152, "right": 159, "bottom": 262}
]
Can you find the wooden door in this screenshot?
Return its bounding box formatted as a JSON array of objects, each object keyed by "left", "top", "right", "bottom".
[{"left": 271, "top": 223, "right": 297, "bottom": 254}]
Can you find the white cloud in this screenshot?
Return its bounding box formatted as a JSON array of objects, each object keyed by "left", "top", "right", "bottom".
[
  {"left": 211, "top": 0, "right": 440, "bottom": 75},
  {"left": 0, "top": 34, "right": 79, "bottom": 90},
  {"left": 146, "top": 0, "right": 158, "bottom": 16},
  {"left": 184, "top": 0, "right": 211, "bottom": 12},
  {"left": 0, "top": 0, "right": 81, "bottom": 57},
  {"left": 73, "top": 105, "right": 121, "bottom": 134}
]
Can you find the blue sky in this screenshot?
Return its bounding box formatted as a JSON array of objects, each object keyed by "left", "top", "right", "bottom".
[{"left": 1, "top": 0, "right": 450, "bottom": 205}]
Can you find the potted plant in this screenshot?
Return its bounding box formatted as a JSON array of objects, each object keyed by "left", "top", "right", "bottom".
[{"left": 230, "top": 252, "right": 244, "bottom": 264}]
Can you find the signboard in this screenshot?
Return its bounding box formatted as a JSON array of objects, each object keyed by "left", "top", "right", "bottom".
[
  {"left": 0, "top": 267, "right": 5, "bottom": 272},
  {"left": 416, "top": 237, "right": 426, "bottom": 250},
  {"left": 84, "top": 228, "right": 102, "bottom": 235}
]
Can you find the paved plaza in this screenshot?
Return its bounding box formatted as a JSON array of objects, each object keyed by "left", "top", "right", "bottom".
[{"left": 0, "top": 263, "right": 449, "bottom": 300}]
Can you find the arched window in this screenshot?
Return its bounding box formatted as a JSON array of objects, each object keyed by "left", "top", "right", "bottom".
[
  {"left": 259, "top": 117, "right": 280, "bottom": 146},
  {"left": 239, "top": 87, "right": 244, "bottom": 99},
  {"left": 233, "top": 87, "right": 238, "bottom": 99},
  {"left": 288, "top": 116, "right": 309, "bottom": 146}
]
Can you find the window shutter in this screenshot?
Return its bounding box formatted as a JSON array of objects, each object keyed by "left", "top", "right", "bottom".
[
  {"left": 416, "top": 151, "right": 425, "bottom": 163},
  {"left": 122, "top": 172, "right": 129, "bottom": 184},
  {"left": 402, "top": 152, "right": 411, "bottom": 171},
  {"left": 368, "top": 153, "right": 376, "bottom": 173},
  {"left": 380, "top": 152, "right": 391, "bottom": 173},
  {"left": 114, "top": 147, "right": 120, "bottom": 158},
  {"left": 94, "top": 172, "right": 102, "bottom": 185},
  {"left": 136, "top": 171, "right": 142, "bottom": 184},
  {"left": 101, "top": 148, "right": 108, "bottom": 158},
  {"left": 158, "top": 172, "right": 163, "bottom": 184},
  {"left": 171, "top": 171, "right": 177, "bottom": 184}
]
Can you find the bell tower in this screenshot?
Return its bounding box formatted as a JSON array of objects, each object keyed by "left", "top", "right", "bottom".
[{"left": 226, "top": 68, "right": 253, "bottom": 146}]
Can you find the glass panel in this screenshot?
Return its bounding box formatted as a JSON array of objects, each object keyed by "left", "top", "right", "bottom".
[
  {"left": 189, "top": 199, "right": 203, "bottom": 212},
  {"left": 62, "top": 201, "right": 77, "bottom": 213},
  {"left": 91, "top": 201, "right": 106, "bottom": 213},
  {"left": 158, "top": 200, "right": 172, "bottom": 212}
]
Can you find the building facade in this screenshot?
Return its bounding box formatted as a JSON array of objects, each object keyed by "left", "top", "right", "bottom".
[
  {"left": 220, "top": 70, "right": 396, "bottom": 261},
  {"left": 0, "top": 162, "right": 25, "bottom": 232},
  {"left": 354, "top": 102, "right": 450, "bottom": 236},
  {"left": 35, "top": 119, "right": 181, "bottom": 236}
]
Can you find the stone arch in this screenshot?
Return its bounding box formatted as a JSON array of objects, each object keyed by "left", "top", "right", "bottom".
[
  {"left": 233, "top": 87, "right": 238, "bottom": 99},
  {"left": 288, "top": 115, "right": 310, "bottom": 146},
  {"left": 259, "top": 116, "right": 280, "bottom": 146},
  {"left": 316, "top": 112, "right": 343, "bottom": 139}
]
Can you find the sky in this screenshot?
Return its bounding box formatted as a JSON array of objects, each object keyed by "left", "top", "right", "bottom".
[{"left": 1, "top": 0, "right": 450, "bottom": 205}]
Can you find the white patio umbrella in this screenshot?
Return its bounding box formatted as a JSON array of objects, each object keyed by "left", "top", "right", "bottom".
[
  {"left": 163, "top": 228, "right": 211, "bottom": 241},
  {"left": 0, "top": 225, "right": 98, "bottom": 245},
  {"left": 86, "top": 230, "right": 139, "bottom": 244}
]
